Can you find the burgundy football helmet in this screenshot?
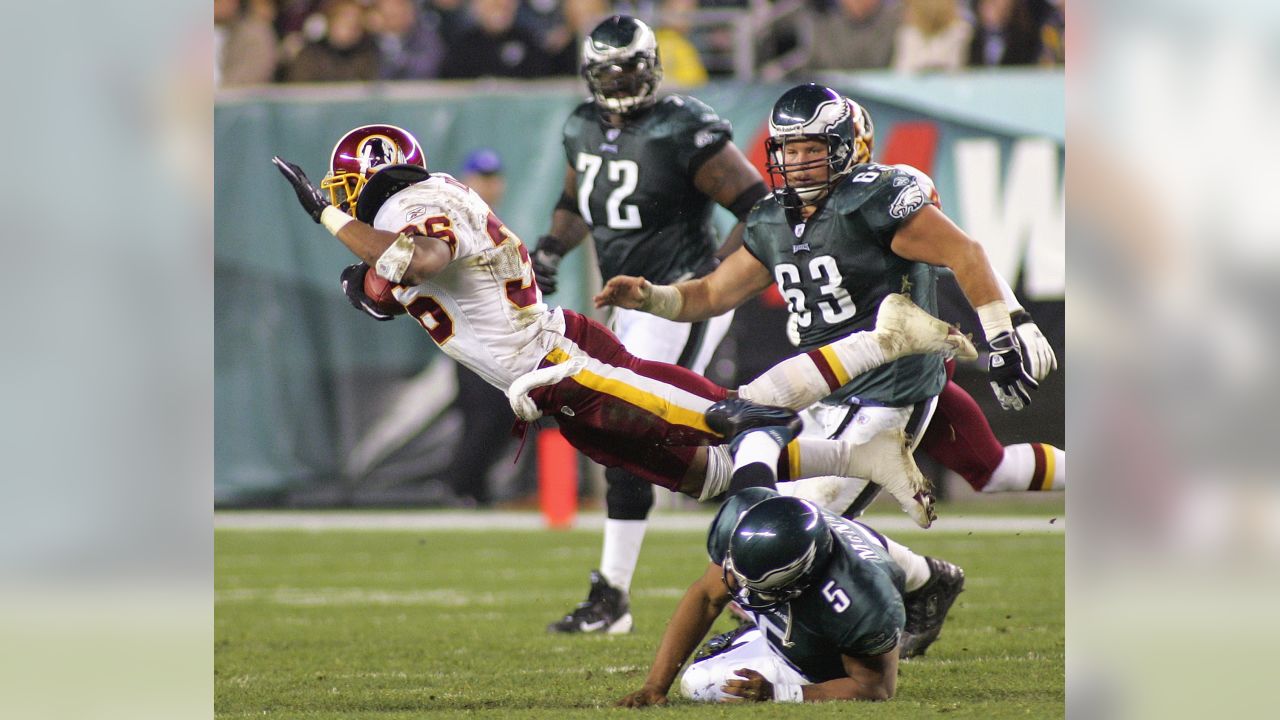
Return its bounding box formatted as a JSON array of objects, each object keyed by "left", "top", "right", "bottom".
[
  {"left": 321, "top": 124, "right": 426, "bottom": 217},
  {"left": 845, "top": 97, "right": 875, "bottom": 165}
]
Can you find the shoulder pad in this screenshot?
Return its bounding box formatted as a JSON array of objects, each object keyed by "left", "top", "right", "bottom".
[
  {"left": 829, "top": 163, "right": 908, "bottom": 214},
  {"left": 892, "top": 164, "right": 941, "bottom": 206},
  {"left": 356, "top": 164, "right": 432, "bottom": 224}
]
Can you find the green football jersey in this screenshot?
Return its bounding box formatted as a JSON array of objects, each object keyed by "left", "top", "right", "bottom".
[
  {"left": 707, "top": 489, "right": 906, "bottom": 682},
  {"left": 562, "top": 94, "right": 732, "bottom": 283},
  {"left": 743, "top": 163, "right": 944, "bottom": 406}
]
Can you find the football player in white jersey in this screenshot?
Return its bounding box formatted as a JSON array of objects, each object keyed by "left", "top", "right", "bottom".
[{"left": 271, "top": 124, "right": 978, "bottom": 528}]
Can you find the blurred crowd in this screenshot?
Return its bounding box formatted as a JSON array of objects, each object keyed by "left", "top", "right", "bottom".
[{"left": 215, "top": 0, "right": 1065, "bottom": 87}]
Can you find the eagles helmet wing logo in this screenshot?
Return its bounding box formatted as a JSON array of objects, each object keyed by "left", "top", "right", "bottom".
[{"left": 889, "top": 181, "right": 926, "bottom": 219}]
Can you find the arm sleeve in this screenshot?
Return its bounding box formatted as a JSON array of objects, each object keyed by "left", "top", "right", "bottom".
[
  {"left": 831, "top": 573, "right": 906, "bottom": 656},
  {"left": 739, "top": 209, "right": 774, "bottom": 267},
  {"left": 840, "top": 625, "right": 902, "bottom": 658},
  {"left": 670, "top": 97, "right": 733, "bottom": 177},
  {"left": 833, "top": 604, "right": 903, "bottom": 657}
]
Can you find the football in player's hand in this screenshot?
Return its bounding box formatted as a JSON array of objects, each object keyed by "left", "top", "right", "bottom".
[{"left": 364, "top": 267, "right": 400, "bottom": 305}]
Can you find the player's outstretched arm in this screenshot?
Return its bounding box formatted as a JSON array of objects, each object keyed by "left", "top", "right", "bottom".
[
  {"left": 617, "top": 563, "right": 731, "bottom": 708},
  {"left": 272, "top": 156, "right": 451, "bottom": 285},
  {"left": 594, "top": 247, "right": 772, "bottom": 322}
]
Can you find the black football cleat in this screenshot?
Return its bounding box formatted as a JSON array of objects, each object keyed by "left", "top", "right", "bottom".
[
  {"left": 693, "top": 622, "right": 756, "bottom": 662},
  {"left": 899, "top": 556, "right": 965, "bottom": 659},
  {"left": 705, "top": 398, "right": 803, "bottom": 448},
  {"left": 547, "top": 570, "right": 633, "bottom": 634}
]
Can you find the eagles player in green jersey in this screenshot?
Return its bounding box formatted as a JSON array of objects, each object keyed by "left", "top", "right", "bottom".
[
  {"left": 617, "top": 487, "right": 952, "bottom": 705},
  {"left": 596, "top": 83, "right": 1040, "bottom": 517},
  {"left": 535, "top": 15, "right": 772, "bottom": 636}
]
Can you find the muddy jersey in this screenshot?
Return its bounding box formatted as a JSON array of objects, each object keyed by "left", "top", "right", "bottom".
[
  {"left": 743, "top": 163, "right": 944, "bottom": 406},
  {"left": 707, "top": 489, "right": 905, "bottom": 681},
  {"left": 562, "top": 94, "right": 732, "bottom": 283},
  {"left": 376, "top": 173, "right": 564, "bottom": 389}
]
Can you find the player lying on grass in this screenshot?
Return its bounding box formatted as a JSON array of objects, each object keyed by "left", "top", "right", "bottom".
[
  {"left": 272, "top": 124, "right": 975, "bottom": 524},
  {"left": 616, "top": 486, "right": 963, "bottom": 706}
]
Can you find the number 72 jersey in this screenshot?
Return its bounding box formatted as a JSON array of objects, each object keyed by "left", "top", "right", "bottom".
[
  {"left": 561, "top": 94, "right": 733, "bottom": 283},
  {"left": 743, "top": 163, "right": 945, "bottom": 406}
]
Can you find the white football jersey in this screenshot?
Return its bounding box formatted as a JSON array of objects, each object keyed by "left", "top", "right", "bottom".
[{"left": 371, "top": 173, "right": 565, "bottom": 390}]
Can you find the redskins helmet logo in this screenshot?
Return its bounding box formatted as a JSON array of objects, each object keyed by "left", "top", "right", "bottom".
[{"left": 355, "top": 135, "right": 405, "bottom": 174}]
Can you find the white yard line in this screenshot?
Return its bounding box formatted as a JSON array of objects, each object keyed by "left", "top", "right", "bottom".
[{"left": 215, "top": 511, "right": 1062, "bottom": 534}]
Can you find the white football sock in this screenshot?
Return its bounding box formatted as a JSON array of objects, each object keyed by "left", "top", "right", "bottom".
[
  {"left": 984, "top": 443, "right": 1066, "bottom": 492},
  {"left": 875, "top": 532, "right": 932, "bottom": 593},
  {"left": 734, "top": 431, "right": 786, "bottom": 473},
  {"left": 600, "top": 519, "right": 647, "bottom": 593},
  {"left": 738, "top": 334, "right": 886, "bottom": 410}
]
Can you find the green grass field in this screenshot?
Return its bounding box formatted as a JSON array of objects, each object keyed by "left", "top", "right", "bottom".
[{"left": 215, "top": 514, "right": 1063, "bottom": 718}]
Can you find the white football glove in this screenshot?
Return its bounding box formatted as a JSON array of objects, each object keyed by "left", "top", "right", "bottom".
[{"left": 1013, "top": 313, "right": 1058, "bottom": 382}]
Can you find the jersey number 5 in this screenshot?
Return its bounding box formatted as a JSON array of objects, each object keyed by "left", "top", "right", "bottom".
[
  {"left": 774, "top": 255, "right": 857, "bottom": 330},
  {"left": 821, "top": 580, "right": 850, "bottom": 613},
  {"left": 576, "top": 153, "right": 641, "bottom": 230}
]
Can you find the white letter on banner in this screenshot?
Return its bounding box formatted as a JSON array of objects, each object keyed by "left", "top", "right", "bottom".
[{"left": 954, "top": 138, "right": 1064, "bottom": 300}]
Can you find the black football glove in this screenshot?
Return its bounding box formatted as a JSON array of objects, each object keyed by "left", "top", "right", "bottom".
[
  {"left": 987, "top": 330, "right": 1039, "bottom": 411},
  {"left": 272, "top": 156, "right": 330, "bottom": 222},
  {"left": 340, "top": 263, "right": 403, "bottom": 321},
  {"left": 531, "top": 235, "right": 568, "bottom": 295}
]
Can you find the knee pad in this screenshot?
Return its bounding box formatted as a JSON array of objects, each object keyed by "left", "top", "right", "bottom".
[{"left": 605, "top": 468, "right": 654, "bottom": 520}]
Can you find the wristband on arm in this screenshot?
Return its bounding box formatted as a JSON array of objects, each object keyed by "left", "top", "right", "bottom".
[
  {"left": 320, "top": 205, "right": 354, "bottom": 236},
  {"left": 638, "top": 282, "right": 684, "bottom": 320},
  {"left": 554, "top": 191, "right": 578, "bottom": 215},
  {"left": 975, "top": 301, "right": 1013, "bottom": 342},
  {"left": 727, "top": 181, "right": 770, "bottom": 222},
  {"left": 534, "top": 233, "right": 569, "bottom": 258}
]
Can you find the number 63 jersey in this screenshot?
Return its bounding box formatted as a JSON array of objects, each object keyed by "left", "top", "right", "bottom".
[
  {"left": 374, "top": 173, "right": 560, "bottom": 390},
  {"left": 707, "top": 488, "right": 906, "bottom": 682},
  {"left": 744, "top": 164, "right": 945, "bottom": 407}
]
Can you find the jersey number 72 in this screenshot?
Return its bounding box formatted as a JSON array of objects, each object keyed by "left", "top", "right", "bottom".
[{"left": 576, "top": 152, "right": 642, "bottom": 230}]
